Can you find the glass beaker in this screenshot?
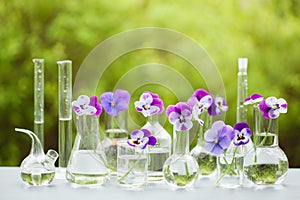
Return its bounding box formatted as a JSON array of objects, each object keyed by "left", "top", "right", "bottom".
[
  {"left": 66, "top": 115, "right": 110, "bottom": 185},
  {"left": 117, "top": 141, "right": 148, "bottom": 189}
]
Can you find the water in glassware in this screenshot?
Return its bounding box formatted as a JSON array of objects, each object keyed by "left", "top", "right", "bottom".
[
  {"left": 117, "top": 154, "right": 147, "bottom": 187},
  {"left": 66, "top": 150, "right": 109, "bottom": 185},
  {"left": 255, "top": 132, "right": 278, "bottom": 146},
  {"left": 148, "top": 148, "right": 170, "bottom": 181},
  {"left": 59, "top": 117, "right": 72, "bottom": 167}
]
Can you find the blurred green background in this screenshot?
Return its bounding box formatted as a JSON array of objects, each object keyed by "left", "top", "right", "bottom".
[{"left": 1, "top": 0, "right": 300, "bottom": 167}]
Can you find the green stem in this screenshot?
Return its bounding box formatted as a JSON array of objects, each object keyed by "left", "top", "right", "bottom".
[
  {"left": 257, "top": 119, "right": 272, "bottom": 147},
  {"left": 184, "top": 162, "right": 190, "bottom": 177},
  {"left": 118, "top": 152, "right": 143, "bottom": 183},
  {"left": 217, "top": 147, "right": 238, "bottom": 184}
]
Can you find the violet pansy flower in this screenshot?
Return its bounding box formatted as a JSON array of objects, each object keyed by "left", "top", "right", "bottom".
[
  {"left": 166, "top": 102, "right": 193, "bottom": 131},
  {"left": 233, "top": 122, "right": 252, "bottom": 146},
  {"left": 72, "top": 95, "right": 102, "bottom": 116},
  {"left": 100, "top": 89, "right": 130, "bottom": 116},
  {"left": 127, "top": 129, "right": 157, "bottom": 149},
  {"left": 208, "top": 95, "right": 228, "bottom": 116},
  {"left": 244, "top": 93, "right": 263, "bottom": 105},
  {"left": 259, "top": 96, "right": 288, "bottom": 119},
  {"left": 134, "top": 92, "right": 164, "bottom": 117},
  {"left": 187, "top": 89, "right": 213, "bottom": 115},
  {"left": 204, "top": 121, "right": 234, "bottom": 155}
]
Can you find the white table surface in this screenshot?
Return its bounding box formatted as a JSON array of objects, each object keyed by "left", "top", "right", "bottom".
[{"left": 1, "top": 167, "right": 299, "bottom": 200}]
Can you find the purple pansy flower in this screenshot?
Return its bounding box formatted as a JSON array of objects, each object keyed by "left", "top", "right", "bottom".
[
  {"left": 187, "top": 89, "right": 213, "bottom": 115},
  {"left": 233, "top": 122, "right": 252, "bottom": 146},
  {"left": 244, "top": 93, "right": 263, "bottom": 105},
  {"left": 208, "top": 95, "right": 228, "bottom": 116},
  {"left": 72, "top": 95, "right": 102, "bottom": 116},
  {"left": 166, "top": 102, "right": 193, "bottom": 131},
  {"left": 134, "top": 92, "right": 164, "bottom": 117},
  {"left": 204, "top": 121, "right": 234, "bottom": 155},
  {"left": 259, "top": 96, "right": 288, "bottom": 119},
  {"left": 127, "top": 129, "right": 157, "bottom": 149},
  {"left": 100, "top": 89, "right": 130, "bottom": 116}
]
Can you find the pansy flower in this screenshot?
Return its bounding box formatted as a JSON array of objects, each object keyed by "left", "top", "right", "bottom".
[
  {"left": 208, "top": 95, "right": 228, "bottom": 116},
  {"left": 134, "top": 92, "right": 164, "bottom": 117},
  {"left": 259, "top": 96, "right": 288, "bottom": 119},
  {"left": 127, "top": 129, "right": 157, "bottom": 149},
  {"left": 244, "top": 93, "right": 263, "bottom": 105},
  {"left": 166, "top": 102, "right": 193, "bottom": 131},
  {"left": 233, "top": 122, "right": 252, "bottom": 146},
  {"left": 187, "top": 89, "right": 213, "bottom": 115},
  {"left": 100, "top": 89, "right": 130, "bottom": 116},
  {"left": 72, "top": 95, "right": 102, "bottom": 116},
  {"left": 204, "top": 121, "right": 234, "bottom": 155}
]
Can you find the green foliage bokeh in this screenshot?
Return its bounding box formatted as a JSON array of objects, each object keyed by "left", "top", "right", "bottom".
[{"left": 0, "top": 0, "right": 300, "bottom": 167}]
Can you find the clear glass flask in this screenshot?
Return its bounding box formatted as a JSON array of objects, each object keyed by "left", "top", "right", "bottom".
[
  {"left": 66, "top": 115, "right": 110, "bottom": 185},
  {"left": 15, "top": 128, "right": 58, "bottom": 186},
  {"left": 142, "top": 114, "right": 171, "bottom": 182},
  {"left": 190, "top": 111, "right": 217, "bottom": 177},
  {"left": 244, "top": 106, "right": 288, "bottom": 185},
  {"left": 163, "top": 129, "right": 199, "bottom": 189},
  {"left": 102, "top": 110, "right": 128, "bottom": 175}
]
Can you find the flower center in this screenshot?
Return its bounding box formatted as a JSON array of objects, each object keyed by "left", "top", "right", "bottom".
[
  {"left": 133, "top": 139, "right": 141, "bottom": 145},
  {"left": 214, "top": 139, "right": 219, "bottom": 144},
  {"left": 179, "top": 115, "right": 185, "bottom": 122},
  {"left": 198, "top": 103, "right": 203, "bottom": 109},
  {"left": 237, "top": 134, "right": 245, "bottom": 141},
  {"left": 143, "top": 104, "right": 150, "bottom": 110},
  {"left": 80, "top": 105, "right": 87, "bottom": 110},
  {"left": 273, "top": 104, "right": 279, "bottom": 109},
  {"left": 111, "top": 101, "right": 115, "bottom": 107}
]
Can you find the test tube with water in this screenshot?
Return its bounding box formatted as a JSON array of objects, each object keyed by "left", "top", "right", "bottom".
[
  {"left": 33, "top": 58, "right": 44, "bottom": 148},
  {"left": 58, "top": 60, "right": 73, "bottom": 169}
]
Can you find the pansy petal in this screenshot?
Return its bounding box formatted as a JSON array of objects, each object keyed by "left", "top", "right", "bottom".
[
  {"left": 181, "top": 109, "right": 192, "bottom": 120},
  {"left": 268, "top": 109, "right": 280, "bottom": 119},
  {"left": 140, "top": 92, "right": 153, "bottom": 104},
  {"left": 89, "top": 96, "right": 102, "bottom": 116},
  {"left": 83, "top": 106, "right": 97, "bottom": 115},
  {"left": 149, "top": 106, "right": 160, "bottom": 115},
  {"left": 265, "top": 97, "right": 277, "bottom": 107},
  {"left": 187, "top": 96, "right": 198, "bottom": 108},
  {"left": 131, "top": 130, "right": 144, "bottom": 139},
  {"left": 141, "top": 129, "right": 151, "bottom": 138},
  {"left": 180, "top": 120, "right": 193, "bottom": 131},
  {"left": 147, "top": 136, "right": 157, "bottom": 146},
  {"left": 72, "top": 105, "right": 83, "bottom": 115},
  {"left": 204, "top": 142, "right": 215, "bottom": 153},
  {"left": 76, "top": 95, "right": 90, "bottom": 105},
  {"left": 151, "top": 98, "right": 164, "bottom": 113},
  {"left": 200, "top": 95, "right": 213, "bottom": 108},
  {"left": 169, "top": 112, "right": 180, "bottom": 124},
  {"left": 210, "top": 144, "right": 224, "bottom": 155},
  {"left": 218, "top": 135, "right": 232, "bottom": 149},
  {"left": 114, "top": 89, "right": 130, "bottom": 113},
  {"left": 127, "top": 139, "right": 138, "bottom": 148},
  {"left": 204, "top": 129, "right": 218, "bottom": 142},
  {"left": 166, "top": 105, "right": 176, "bottom": 117},
  {"left": 251, "top": 94, "right": 264, "bottom": 102},
  {"left": 193, "top": 89, "right": 210, "bottom": 101},
  {"left": 277, "top": 98, "right": 288, "bottom": 113},
  {"left": 234, "top": 122, "right": 249, "bottom": 132}
]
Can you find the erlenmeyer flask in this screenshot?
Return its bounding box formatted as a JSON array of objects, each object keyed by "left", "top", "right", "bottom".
[{"left": 66, "top": 115, "right": 110, "bottom": 185}]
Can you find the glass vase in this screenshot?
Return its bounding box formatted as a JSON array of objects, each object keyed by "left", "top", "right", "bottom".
[
  {"left": 163, "top": 129, "right": 199, "bottom": 189},
  {"left": 102, "top": 110, "right": 128, "bottom": 175},
  {"left": 216, "top": 144, "right": 244, "bottom": 188},
  {"left": 117, "top": 141, "right": 148, "bottom": 189},
  {"left": 190, "top": 111, "right": 217, "bottom": 177},
  {"left": 244, "top": 105, "right": 288, "bottom": 185},
  {"left": 142, "top": 114, "right": 171, "bottom": 182},
  {"left": 66, "top": 115, "right": 110, "bottom": 185}
]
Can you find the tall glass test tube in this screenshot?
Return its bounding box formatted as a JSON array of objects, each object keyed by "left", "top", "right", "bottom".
[
  {"left": 58, "top": 60, "right": 73, "bottom": 168},
  {"left": 33, "top": 58, "right": 44, "bottom": 148},
  {"left": 236, "top": 58, "right": 248, "bottom": 123}
]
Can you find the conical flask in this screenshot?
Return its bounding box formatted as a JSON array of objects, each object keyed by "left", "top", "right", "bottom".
[
  {"left": 66, "top": 115, "right": 110, "bottom": 185},
  {"left": 15, "top": 128, "right": 58, "bottom": 186}
]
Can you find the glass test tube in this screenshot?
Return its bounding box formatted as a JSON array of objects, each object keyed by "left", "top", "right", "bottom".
[{"left": 236, "top": 58, "right": 248, "bottom": 123}]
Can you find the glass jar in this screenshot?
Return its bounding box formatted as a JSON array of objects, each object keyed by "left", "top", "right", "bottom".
[
  {"left": 163, "top": 129, "right": 199, "bottom": 189},
  {"left": 190, "top": 111, "right": 217, "bottom": 177},
  {"left": 244, "top": 105, "right": 288, "bottom": 185},
  {"left": 142, "top": 114, "right": 171, "bottom": 182},
  {"left": 66, "top": 115, "right": 110, "bottom": 185},
  {"left": 102, "top": 110, "right": 128, "bottom": 175},
  {"left": 216, "top": 144, "right": 244, "bottom": 188}
]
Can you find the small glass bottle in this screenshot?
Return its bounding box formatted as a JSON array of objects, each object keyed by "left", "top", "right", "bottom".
[
  {"left": 244, "top": 105, "right": 288, "bottom": 185},
  {"left": 190, "top": 111, "right": 217, "bottom": 177},
  {"left": 142, "top": 114, "right": 171, "bottom": 182},
  {"left": 102, "top": 110, "right": 128, "bottom": 175},
  {"left": 163, "top": 129, "right": 199, "bottom": 189},
  {"left": 66, "top": 115, "right": 110, "bottom": 185},
  {"left": 15, "top": 128, "right": 58, "bottom": 186}
]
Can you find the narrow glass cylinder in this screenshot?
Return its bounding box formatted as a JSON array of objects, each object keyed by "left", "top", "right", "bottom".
[
  {"left": 57, "top": 60, "right": 73, "bottom": 168},
  {"left": 33, "top": 58, "right": 44, "bottom": 148},
  {"left": 236, "top": 58, "right": 248, "bottom": 123}
]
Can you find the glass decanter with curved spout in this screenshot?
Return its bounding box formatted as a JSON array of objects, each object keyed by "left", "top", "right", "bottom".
[{"left": 15, "top": 128, "right": 59, "bottom": 186}]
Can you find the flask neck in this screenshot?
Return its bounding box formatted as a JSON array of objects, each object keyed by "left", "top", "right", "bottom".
[
  {"left": 105, "top": 110, "right": 128, "bottom": 132},
  {"left": 196, "top": 111, "right": 212, "bottom": 145},
  {"left": 147, "top": 114, "right": 159, "bottom": 125},
  {"left": 253, "top": 105, "right": 279, "bottom": 147},
  {"left": 173, "top": 129, "right": 189, "bottom": 155}
]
